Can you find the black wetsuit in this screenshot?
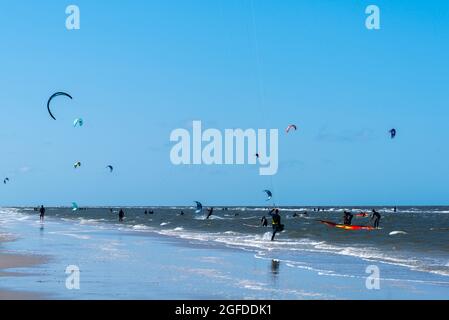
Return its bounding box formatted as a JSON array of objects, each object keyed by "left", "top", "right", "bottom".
[
  {"left": 39, "top": 206, "right": 45, "bottom": 221},
  {"left": 261, "top": 216, "right": 268, "bottom": 227},
  {"left": 269, "top": 209, "right": 283, "bottom": 241},
  {"left": 119, "top": 209, "right": 125, "bottom": 222},
  {"left": 371, "top": 210, "right": 381, "bottom": 228},
  {"left": 343, "top": 211, "right": 353, "bottom": 226},
  {"left": 206, "top": 208, "right": 214, "bottom": 219}
]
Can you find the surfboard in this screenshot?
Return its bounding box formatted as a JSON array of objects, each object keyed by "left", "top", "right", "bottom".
[{"left": 319, "top": 220, "right": 375, "bottom": 231}]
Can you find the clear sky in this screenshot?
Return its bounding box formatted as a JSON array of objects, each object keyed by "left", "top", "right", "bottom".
[{"left": 1, "top": 0, "right": 448, "bottom": 206}]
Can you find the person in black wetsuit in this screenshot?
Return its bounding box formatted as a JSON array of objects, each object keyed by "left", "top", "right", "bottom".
[
  {"left": 269, "top": 208, "right": 284, "bottom": 241},
  {"left": 371, "top": 209, "right": 381, "bottom": 228},
  {"left": 206, "top": 207, "right": 214, "bottom": 219},
  {"left": 261, "top": 216, "right": 268, "bottom": 227},
  {"left": 343, "top": 211, "right": 353, "bottom": 226},
  {"left": 144, "top": 210, "right": 148, "bottom": 215},
  {"left": 39, "top": 205, "right": 45, "bottom": 222},
  {"left": 180, "top": 211, "right": 184, "bottom": 216},
  {"left": 118, "top": 209, "right": 125, "bottom": 222}
]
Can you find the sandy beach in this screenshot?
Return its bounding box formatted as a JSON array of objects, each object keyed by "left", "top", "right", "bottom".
[{"left": 0, "top": 234, "right": 48, "bottom": 299}]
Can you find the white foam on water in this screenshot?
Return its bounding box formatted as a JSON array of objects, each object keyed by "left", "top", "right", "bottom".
[
  {"left": 132, "top": 224, "right": 150, "bottom": 230},
  {"left": 389, "top": 231, "right": 408, "bottom": 235}
]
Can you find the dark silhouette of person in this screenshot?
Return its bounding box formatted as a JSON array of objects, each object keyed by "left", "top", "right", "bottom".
[
  {"left": 269, "top": 208, "right": 284, "bottom": 241},
  {"left": 180, "top": 211, "right": 184, "bottom": 216},
  {"left": 206, "top": 207, "right": 214, "bottom": 219},
  {"left": 343, "top": 211, "right": 353, "bottom": 226},
  {"left": 39, "top": 205, "right": 45, "bottom": 222},
  {"left": 371, "top": 209, "right": 381, "bottom": 228},
  {"left": 144, "top": 210, "right": 148, "bottom": 215},
  {"left": 261, "top": 216, "right": 268, "bottom": 227},
  {"left": 118, "top": 209, "right": 125, "bottom": 222}
]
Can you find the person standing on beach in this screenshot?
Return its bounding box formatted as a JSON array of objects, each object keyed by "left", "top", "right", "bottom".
[
  {"left": 371, "top": 209, "right": 381, "bottom": 228},
  {"left": 118, "top": 209, "right": 125, "bottom": 222},
  {"left": 39, "top": 205, "right": 45, "bottom": 222},
  {"left": 269, "top": 208, "right": 283, "bottom": 241}
]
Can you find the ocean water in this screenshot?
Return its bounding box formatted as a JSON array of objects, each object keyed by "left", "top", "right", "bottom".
[
  {"left": 12, "top": 206, "right": 449, "bottom": 276},
  {"left": 1, "top": 206, "right": 448, "bottom": 299}
]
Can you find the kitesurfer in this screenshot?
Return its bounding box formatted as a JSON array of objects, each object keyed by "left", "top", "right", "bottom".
[
  {"left": 206, "top": 207, "right": 214, "bottom": 219},
  {"left": 261, "top": 216, "right": 268, "bottom": 227},
  {"left": 39, "top": 205, "right": 46, "bottom": 222},
  {"left": 118, "top": 209, "right": 125, "bottom": 222},
  {"left": 343, "top": 211, "right": 353, "bottom": 226},
  {"left": 269, "top": 208, "right": 284, "bottom": 241},
  {"left": 371, "top": 209, "right": 381, "bottom": 228}
]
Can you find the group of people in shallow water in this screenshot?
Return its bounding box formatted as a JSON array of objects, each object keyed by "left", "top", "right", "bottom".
[
  {"left": 261, "top": 208, "right": 383, "bottom": 240},
  {"left": 342, "top": 209, "right": 381, "bottom": 227}
]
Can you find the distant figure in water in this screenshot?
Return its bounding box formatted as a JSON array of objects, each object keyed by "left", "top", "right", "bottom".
[
  {"left": 261, "top": 216, "right": 268, "bottom": 227},
  {"left": 371, "top": 209, "right": 381, "bottom": 228},
  {"left": 39, "top": 205, "right": 45, "bottom": 222},
  {"left": 394, "top": 206, "right": 397, "bottom": 213},
  {"left": 234, "top": 213, "right": 239, "bottom": 217},
  {"left": 118, "top": 209, "right": 125, "bottom": 222},
  {"left": 269, "top": 208, "right": 284, "bottom": 241},
  {"left": 144, "top": 210, "right": 148, "bottom": 215},
  {"left": 148, "top": 210, "right": 154, "bottom": 214},
  {"left": 206, "top": 207, "right": 214, "bottom": 219},
  {"left": 343, "top": 211, "right": 353, "bottom": 226},
  {"left": 180, "top": 211, "right": 184, "bottom": 216},
  {"left": 292, "top": 213, "right": 298, "bottom": 218}
]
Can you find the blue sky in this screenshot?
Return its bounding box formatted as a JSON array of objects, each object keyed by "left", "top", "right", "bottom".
[{"left": 0, "top": 0, "right": 448, "bottom": 206}]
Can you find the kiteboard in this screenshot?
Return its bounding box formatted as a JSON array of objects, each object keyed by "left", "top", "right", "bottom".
[{"left": 319, "top": 220, "right": 375, "bottom": 231}]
